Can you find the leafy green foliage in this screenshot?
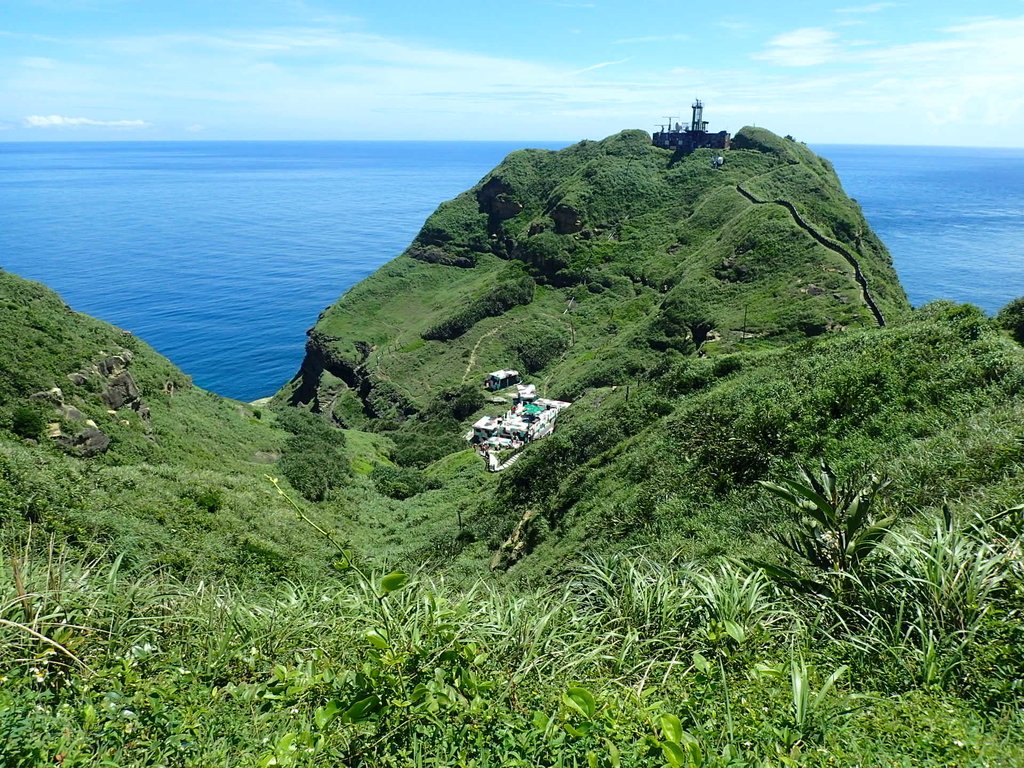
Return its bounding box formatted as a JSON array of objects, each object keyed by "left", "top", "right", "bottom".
[
  {"left": 1, "top": 491, "right": 1022, "bottom": 766},
  {"left": 427, "top": 384, "right": 486, "bottom": 421},
  {"left": 753, "top": 459, "right": 895, "bottom": 597},
  {"left": 998, "top": 296, "right": 1024, "bottom": 343},
  {"left": 422, "top": 276, "right": 535, "bottom": 341},
  {"left": 276, "top": 409, "right": 349, "bottom": 502},
  {"left": 10, "top": 404, "right": 46, "bottom": 439},
  {"left": 370, "top": 463, "right": 438, "bottom": 500}
]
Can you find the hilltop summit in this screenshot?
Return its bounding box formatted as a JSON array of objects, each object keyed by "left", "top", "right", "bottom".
[{"left": 281, "top": 127, "right": 908, "bottom": 464}]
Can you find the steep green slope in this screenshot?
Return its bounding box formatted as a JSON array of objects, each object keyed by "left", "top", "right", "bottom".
[
  {"left": 0, "top": 270, "right": 386, "bottom": 582},
  {"left": 2, "top": 132, "right": 1023, "bottom": 766},
  {"left": 281, "top": 128, "right": 908, "bottom": 466},
  {"left": 477, "top": 303, "right": 1024, "bottom": 576}
]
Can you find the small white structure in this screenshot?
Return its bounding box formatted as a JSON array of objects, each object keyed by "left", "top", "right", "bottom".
[
  {"left": 534, "top": 398, "right": 572, "bottom": 412},
  {"left": 514, "top": 383, "right": 537, "bottom": 404},
  {"left": 471, "top": 415, "right": 503, "bottom": 442},
  {"left": 485, "top": 369, "right": 521, "bottom": 391}
]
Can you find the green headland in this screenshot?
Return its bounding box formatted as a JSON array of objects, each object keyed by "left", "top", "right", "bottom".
[{"left": 2, "top": 127, "right": 1023, "bottom": 766}]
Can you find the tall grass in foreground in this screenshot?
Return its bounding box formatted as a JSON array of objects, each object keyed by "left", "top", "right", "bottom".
[{"left": 1, "top": 492, "right": 1022, "bottom": 766}]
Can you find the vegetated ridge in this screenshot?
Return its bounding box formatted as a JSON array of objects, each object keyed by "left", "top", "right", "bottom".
[
  {"left": 2, "top": 126, "right": 1024, "bottom": 765},
  {"left": 281, "top": 127, "right": 907, "bottom": 468}
]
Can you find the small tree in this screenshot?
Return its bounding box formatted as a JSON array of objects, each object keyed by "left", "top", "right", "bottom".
[
  {"left": 997, "top": 297, "right": 1024, "bottom": 344},
  {"left": 11, "top": 405, "right": 47, "bottom": 439}
]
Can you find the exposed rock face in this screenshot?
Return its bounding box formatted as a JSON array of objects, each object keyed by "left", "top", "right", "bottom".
[
  {"left": 489, "top": 508, "right": 540, "bottom": 571},
  {"left": 31, "top": 347, "right": 153, "bottom": 458},
  {"left": 65, "top": 348, "right": 150, "bottom": 421},
  {"left": 551, "top": 204, "right": 583, "bottom": 235},
  {"left": 477, "top": 177, "right": 523, "bottom": 221},
  {"left": 30, "top": 387, "right": 64, "bottom": 405},
  {"left": 289, "top": 329, "right": 364, "bottom": 411},
  {"left": 408, "top": 245, "right": 475, "bottom": 269},
  {"left": 61, "top": 405, "right": 85, "bottom": 422},
  {"left": 102, "top": 372, "right": 141, "bottom": 410},
  {"left": 289, "top": 329, "right": 418, "bottom": 423},
  {"left": 98, "top": 352, "right": 133, "bottom": 377},
  {"left": 58, "top": 427, "right": 111, "bottom": 457}
]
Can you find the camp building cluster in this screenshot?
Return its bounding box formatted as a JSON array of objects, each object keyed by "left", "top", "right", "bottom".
[{"left": 467, "top": 369, "right": 571, "bottom": 471}]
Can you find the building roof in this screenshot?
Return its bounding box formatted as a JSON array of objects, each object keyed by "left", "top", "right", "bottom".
[{"left": 535, "top": 398, "right": 572, "bottom": 411}]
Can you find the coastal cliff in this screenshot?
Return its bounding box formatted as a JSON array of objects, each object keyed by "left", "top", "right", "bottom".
[
  {"left": 281, "top": 127, "right": 908, "bottom": 462},
  {"left": 3, "top": 130, "right": 1024, "bottom": 766}
]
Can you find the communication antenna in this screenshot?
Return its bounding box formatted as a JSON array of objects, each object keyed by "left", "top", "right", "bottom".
[{"left": 662, "top": 117, "right": 678, "bottom": 132}]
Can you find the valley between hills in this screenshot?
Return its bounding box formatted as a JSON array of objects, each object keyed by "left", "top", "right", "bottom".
[{"left": 2, "top": 126, "right": 1023, "bottom": 766}]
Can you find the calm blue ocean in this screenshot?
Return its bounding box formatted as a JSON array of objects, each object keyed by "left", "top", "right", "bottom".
[{"left": 1, "top": 140, "right": 1022, "bottom": 401}]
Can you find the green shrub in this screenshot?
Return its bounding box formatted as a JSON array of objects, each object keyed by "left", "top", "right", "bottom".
[
  {"left": 275, "top": 409, "right": 350, "bottom": 501},
  {"left": 506, "top": 322, "right": 570, "bottom": 373},
  {"left": 997, "top": 297, "right": 1024, "bottom": 344},
  {"left": 429, "top": 384, "right": 486, "bottom": 421},
  {"left": 10, "top": 404, "right": 47, "bottom": 440},
  {"left": 187, "top": 486, "right": 224, "bottom": 514},
  {"left": 390, "top": 418, "right": 463, "bottom": 467},
  {"left": 422, "top": 277, "right": 535, "bottom": 341},
  {"left": 371, "top": 464, "right": 439, "bottom": 500}
]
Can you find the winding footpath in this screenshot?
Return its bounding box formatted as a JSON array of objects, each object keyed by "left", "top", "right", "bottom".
[{"left": 736, "top": 183, "right": 886, "bottom": 327}]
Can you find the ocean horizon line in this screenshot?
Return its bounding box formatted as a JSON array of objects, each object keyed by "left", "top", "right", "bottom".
[{"left": 3, "top": 137, "right": 1024, "bottom": 152}]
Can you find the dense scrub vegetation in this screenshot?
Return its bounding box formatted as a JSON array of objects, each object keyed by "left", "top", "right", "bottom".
[
  {"left": 422, "top": 275, "right": 535, "bottom": 341},
  {"left": 2, "top": 126, "right": 1024, "bottom": 763},
  {"left": 2, "top": 476, "right": 1022, "bottom": 766}
]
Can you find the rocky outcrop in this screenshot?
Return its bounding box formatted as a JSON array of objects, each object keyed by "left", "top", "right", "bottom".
[
  {"left": 66, "top": 349, "right": 150, "bottom": 419},
  {"left": 407, "top": 245, "right": 476, "bottom": 269},
  {"left": 57, "top": 427, "right": 111, "bottom": 458},
  {"left": 551, "top": 204, "right": 583, "bottom": 235},
  {"left": 477, "top": 177, "right": 524, "bottom": 222},
  {"left": 31, "top": 347, "right": 154, "bottom": 458},
  {"left": 489, "top": 508, "right": 540, "bottom": 571},
  {"left": 30, "top": 383, "right": 113, "bottom": 456},
  {"left": 101, "top": 372, "right": 141, "bottom": 410},
  {"left": 289, "top": 328, "right": 417, "bottom": 423}
]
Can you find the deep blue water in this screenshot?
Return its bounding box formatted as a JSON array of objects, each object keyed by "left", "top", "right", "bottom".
[
  {"left": 0, "top": 141, "right": 564, "bottom": 400},
  {"left": 816, "top": 144, "right": 1024, "bottom": 314},
  {"left": 1, "top": 140, "right": 1022, "bottom": 401}
]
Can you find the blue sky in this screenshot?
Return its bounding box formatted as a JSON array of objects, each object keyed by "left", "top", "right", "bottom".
[{"left": 2, "top": 0, "right": 1023, "bottom": 145}]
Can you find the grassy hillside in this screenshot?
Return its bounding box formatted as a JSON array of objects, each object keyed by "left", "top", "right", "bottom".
[
  {"left": 280, "top": 128, "right": 908, "bottom": 468},
  {"left": 0, "top": 269, "right": 391, "bottom": 583},
  {"left": 2, "top": 126, "right": 1023, "bottom": 765},
  {"left": 3, "top": 481, "right": 1022, "bottom": 766}
]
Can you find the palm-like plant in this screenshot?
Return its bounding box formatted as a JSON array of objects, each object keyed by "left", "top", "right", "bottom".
[{"left": 752, "top": 459, "right": 896, "bottom": 598}]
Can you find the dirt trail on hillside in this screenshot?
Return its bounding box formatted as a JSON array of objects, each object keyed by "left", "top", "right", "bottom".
[{"left": 736, "top": 184, "right": 886, "bottom": 327}]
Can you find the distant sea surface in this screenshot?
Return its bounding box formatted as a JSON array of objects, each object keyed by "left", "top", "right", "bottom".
[{"left": 2, "top": 140, "right": 1022, "bottom": 401}]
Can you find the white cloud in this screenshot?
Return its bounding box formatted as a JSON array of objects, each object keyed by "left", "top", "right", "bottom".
[
  {"left": 5, "top": 13, "right": 1024, "bottom": 145},
  {"left": 24, "top": 114, "right": 149, "bottom": 128},
  {"left": 571, "top": 58, "right": 630, "bottom": 75},
  {"left": 754, "top": 28, "right": 840, "bottom": 67}
]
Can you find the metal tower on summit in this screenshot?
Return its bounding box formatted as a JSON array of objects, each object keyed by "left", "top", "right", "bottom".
[
  {"left": 690, "top": 99, "right": 708, "bottom": 132},
  {"left": 653, "top": 99, "right": 729, "bottom": 153}
]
